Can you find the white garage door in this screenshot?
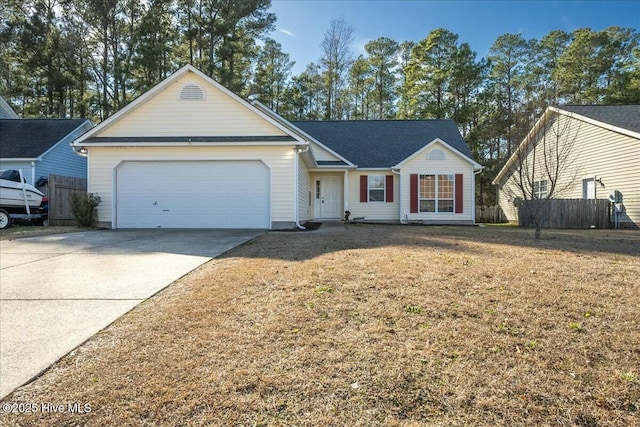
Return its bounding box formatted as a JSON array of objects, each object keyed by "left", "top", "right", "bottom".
[{"left": 116, "top": 160, "right": 269, "bottom": 228}]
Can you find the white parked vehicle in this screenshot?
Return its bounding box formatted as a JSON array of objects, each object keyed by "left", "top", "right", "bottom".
[{"left": 0, "top": 169, "right": 48, "bottom": 229}]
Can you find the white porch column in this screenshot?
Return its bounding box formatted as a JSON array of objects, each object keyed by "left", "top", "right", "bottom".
[{"left": 343, "top": 170, "right": 349, "bottom": 213}]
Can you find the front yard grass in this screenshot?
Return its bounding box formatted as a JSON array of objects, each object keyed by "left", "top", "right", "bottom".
[{"left": 2, "top": 225, "right": 639, "bottom": 426}]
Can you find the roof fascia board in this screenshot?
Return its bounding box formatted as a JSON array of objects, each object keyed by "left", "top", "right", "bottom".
[
  {"left": 309, "top": 166, "right": 358, "bottom": 172},
  {"left": 254, "top": 110, "right": 356, "bottom": 167},
  {"left": 554, "top": 106, "right": 640, "bottom": 139},
  {"left": 74, "top": 67, "right": 195, "bottom": 144},
  {"left": 248, "top": 100, "right": 310, "bottom": 145},
  {"left": 78, "top": 141, "right": 301, "bottom": 147},
  {"left": 493, "top": 105, "right": 640, "bottom": 186},
  {"left": 307, "top": 140, "right": 356, "bottom": 167},
  {"left": 0, "top": 158, "right": 37, "bottom": 162},
  {"left": 492, "top": 108, "right": 554, "bottom": 185},
  {"left": 394, "top": 137, "right": 483, "bottom": 170},
  {"left": 74, "top": 65, "right": 305, "bottom": 146},
  {"left": 38, "top": 119, "right": 92, "bottom": 160}
]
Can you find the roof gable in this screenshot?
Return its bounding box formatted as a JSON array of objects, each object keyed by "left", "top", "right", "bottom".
[
  {"left": 291, "top": 120, "right": 477, "bottom": 168},
  {"left": 0, "top": 119, "right": 90, "bottom": 158},
  {"left": 558, "top": 105, "right": 640, "bottom": 136},
  {"left": 493, "top": 105, "right": 640, "bottom": 185},
  {"left": 76, "top": 65, "right": 303, "bottom": 144},
  {"left": 395, "top": 138, "right": 483, "bottom": 169}
]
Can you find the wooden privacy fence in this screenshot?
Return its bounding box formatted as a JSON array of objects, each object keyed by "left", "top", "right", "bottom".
[
  {"left": 46, "top": 174, "right": 87, "bottom": 226},
  {"left": 518, "top": 199, "right": 610, "bottom": 229},
  {"left": 476, "top": 205, "right": 503, "bottom": 223}
]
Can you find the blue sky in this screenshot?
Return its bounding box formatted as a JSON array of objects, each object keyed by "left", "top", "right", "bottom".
[{"left": 268, "top": 0, "right": 640, "bottom": 74}]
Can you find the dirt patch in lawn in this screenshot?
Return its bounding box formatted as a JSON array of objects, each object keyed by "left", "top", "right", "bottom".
[
  {"left": 2, "top": 225, "right": 639, "bottom": 426},
  {"left": 0, "top": 225, "right": 85, "bottom": 241}
]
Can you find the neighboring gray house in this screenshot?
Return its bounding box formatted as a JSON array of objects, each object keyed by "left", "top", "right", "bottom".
[
  {"left": 0, "top": 118, "right": 92, "bottom": 185},
  {"left": 493, "top": 105, "right": 640, "bottom": 228}
]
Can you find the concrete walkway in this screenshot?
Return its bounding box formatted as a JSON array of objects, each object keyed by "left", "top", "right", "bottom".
[{"left": 0, "top": 229, "right": 263, "bottom": 399}]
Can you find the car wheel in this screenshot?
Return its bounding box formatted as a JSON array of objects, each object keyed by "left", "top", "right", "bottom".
[
  {"left": 42, "top": 217, "right": 49, "bottom": 227},
  {"left": 0, "top": 209, "right": 11, "bottom": 229}
]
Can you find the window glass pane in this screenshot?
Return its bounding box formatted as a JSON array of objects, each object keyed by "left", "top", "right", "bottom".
[
  {"left": 420, "top": 200, "right": 435, "bottom": 212},
  {"left": 534, "top": 180, "right": 548, "bottom": 198},
  {"left": 369, "top": 175, "right": 385, "bottom": 189},
  {"left": 438, "top": 200, "right": 454, "bottom": 212},
  {"left": 438, "top": 174, "right": 454, "bottom": 198},
  {"left": 315, "top": 181, "right": 321, "bottom": 199},
  {"left": 368, "top": 175, "right": 385, "bottom": 201},
  {"left": 419, "top": 175, "right": 435, "bottom": 198},
  {"left": 369, "top": 189, "right": 385, "bottom": 202}
]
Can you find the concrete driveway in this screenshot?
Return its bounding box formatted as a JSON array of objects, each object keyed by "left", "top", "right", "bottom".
[{"left": 0, "top": 229, "right": 264, "bottom": 399}]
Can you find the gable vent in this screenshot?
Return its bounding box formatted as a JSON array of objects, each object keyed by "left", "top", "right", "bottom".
[
  {"left": 179, "top": 84, "right": 205, "bottom": 100},
  {"left": 428, "top": 148, "right": 445, "bottom": 160}
]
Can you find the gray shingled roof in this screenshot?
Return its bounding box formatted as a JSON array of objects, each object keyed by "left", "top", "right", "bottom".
[
  {"left": 0, "top": 119, "right": 89, "bottom": 158},
  {"left": 559, "top": 105, "right": 640, "bottom": 134},
  {"left": 291, "top": 120, "right": 474, "bottom": 168}
]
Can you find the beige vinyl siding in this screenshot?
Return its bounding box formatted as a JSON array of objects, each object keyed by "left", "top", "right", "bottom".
[
  {"left": 402, "top": 142, "right": 475, "bottom": 223},
  {"left": 498, "top": 113, "right": 639, "bottom": 225},
  {"left": 497, "top": 179, "right": 520, "bottom": 223},
  {"left": 347, "top": 170, "right": 399, "bottom": 221},
  {"left": 88, "top": 145, "right": 295, "bottom": 227},
  {"left": 310, "top": 141, "right": 344, "bottom": 162},
  {"left": 99, "top": 73, "right": 287, "bottom": 138}
]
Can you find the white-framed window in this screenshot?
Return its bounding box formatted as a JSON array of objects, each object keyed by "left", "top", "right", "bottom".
[
  {"left": 368, "top": 175, "right": 385, "bottom": 202},
  {"left": 419, "top": 174, "right": 454, "bottom": 212},
  {"left": 315, "top": 180, "right": 321, "bottom": 199},
  {"left": 533, "top": 180, "right": 548, "bottom": 199}
]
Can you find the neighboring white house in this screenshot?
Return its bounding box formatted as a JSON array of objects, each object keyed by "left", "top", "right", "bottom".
[
  {"left": 72, "top": 65, "right": 482, "bottom": 229},
  {"left": 493, "top": 105, "right": 640, "bottom": 228}
]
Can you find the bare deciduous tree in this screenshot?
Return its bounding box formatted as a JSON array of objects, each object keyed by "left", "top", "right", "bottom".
[
  {"left": 320, "top": 17, "right": 354, "bottom": 120},
  {"left": 501, "top": 108, "right": 582, "bottom": 239}
]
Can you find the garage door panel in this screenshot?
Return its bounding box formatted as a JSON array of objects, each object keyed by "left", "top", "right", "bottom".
[{"left": 116, "top": 161, "right": 269, "bottom": 228}]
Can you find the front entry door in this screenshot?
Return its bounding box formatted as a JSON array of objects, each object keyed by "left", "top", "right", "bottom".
[{"left": 316, "top": 176, "right": 342, "bottom": 219}]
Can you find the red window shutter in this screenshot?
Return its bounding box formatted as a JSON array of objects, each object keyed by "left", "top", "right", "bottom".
[
  {"left": 385, "top": 175, "right": 394, "bottom": 203},
  {"left": 360, "top": 175, "right": 368, "bottom": 203},
  {"left": 410, "top": 174, "right": 418, "bottom": 213},
  {"left": 455, "top": 173, "right": 463, "bottom": 213}
]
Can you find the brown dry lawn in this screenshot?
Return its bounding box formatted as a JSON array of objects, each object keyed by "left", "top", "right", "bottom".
[{"left": 1, "top": 224, "right": 639, "bottom": 426}]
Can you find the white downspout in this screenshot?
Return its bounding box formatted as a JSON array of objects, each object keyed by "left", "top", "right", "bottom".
[
  {"left": 343, "top": 170, "right": 349, "bottom": 216},
  {"left": 392, "top": 168, "right": 404, "bottom": 224},
  {"left": 31, "top": 161, "right": 36, "bottom": 185},
  {"left": 294, "top": 145, "right": 310, "bottom": 229},
  {"left": 473, "top": 169, "right": 482, "bottom": 225}
]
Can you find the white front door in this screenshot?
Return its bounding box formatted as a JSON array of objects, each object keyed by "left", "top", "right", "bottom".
[{"left": 315, "top": 176, "right": 342, "bottom": 219}]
